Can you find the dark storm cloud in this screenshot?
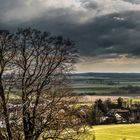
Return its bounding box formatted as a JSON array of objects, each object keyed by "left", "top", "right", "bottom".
[
  {"left": 29, "top": 11, "right": 140, "bottom": 59},
  {"left": 0, "top": 0, "right": 140, "bottom": 59},
  {"left": 1, "top": 10, "right": 140, "bottom": 59},
  {"left": 28, "top": 10, "right": 140, "bottom": 59},
  {"left": 74, "top": 11, "right": 140, "bottom": 58}
]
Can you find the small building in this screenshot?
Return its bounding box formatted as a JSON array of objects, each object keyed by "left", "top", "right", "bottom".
[
  {"left": 129, "top": 107, "right": 140, "bottom": 123},
  {"left": 102, "top": 109, "right": 130, "bottom": 124}
]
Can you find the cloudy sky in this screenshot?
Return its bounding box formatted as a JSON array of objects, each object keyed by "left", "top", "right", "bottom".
[{"left": 1, "top": 0, "right": 140, "bottom": 73}]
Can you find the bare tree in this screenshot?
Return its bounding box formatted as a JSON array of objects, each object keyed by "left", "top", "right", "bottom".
[
  {"left": 0, "top": 28, "right": 87, "bottom": 140},
  {"left": 0, "top": 30, "right": 17, "bottom": 140}
]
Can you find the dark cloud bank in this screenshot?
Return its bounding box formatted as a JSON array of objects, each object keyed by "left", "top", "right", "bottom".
[{"left": 0, "top": 3, "right": 140, "bottom": 60}]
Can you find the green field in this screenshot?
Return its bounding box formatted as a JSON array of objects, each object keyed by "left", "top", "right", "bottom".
[
  {"left": 72, "top": 84, "right": 119, "bottom": 94},
  {"left": 72, "top": 83, "right": 140, "bottom": 95},
  {"left": 84, "top": 124, "right": 140, "bottom": 140}
]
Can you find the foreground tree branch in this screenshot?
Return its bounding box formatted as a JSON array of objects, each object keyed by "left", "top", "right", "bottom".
[
  {"left": 0, "top": 30, "right": 17, "bottom": 140},
  {"left": 0, "top": 28, "right": 87, "bottom": 140}
]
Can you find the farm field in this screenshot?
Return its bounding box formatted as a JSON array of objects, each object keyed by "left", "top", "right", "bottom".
[
  {"left": 72, "top": 83, "right": 140, "bottom": 95},
  {"left": 71, "top": 73, "right": 140, "bottom": 95},
  {"left": 72, "top": 84, "right": 120, "bottom": 94},
  {"left": 84, "top": 124, "right": 140, "bottom": 140}
]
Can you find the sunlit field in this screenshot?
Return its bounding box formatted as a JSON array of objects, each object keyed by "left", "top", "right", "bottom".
[{"left": 84, "top": 124, "right": 140, "bottom": 140}]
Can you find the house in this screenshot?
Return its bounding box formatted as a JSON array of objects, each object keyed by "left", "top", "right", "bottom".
[
  {"left": 129, "top": 107, "right": 140, "bottom": 123},
  {"left": 101, "top": 109, "right": 130, "bottom": 124}
]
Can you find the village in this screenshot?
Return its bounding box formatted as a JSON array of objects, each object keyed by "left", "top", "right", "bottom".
[
  {"left": 1, "top": 97, "right": 140, "bottom": 129},
  {"left": 90, "top": 97, "right": 140, "bottom": 125}
]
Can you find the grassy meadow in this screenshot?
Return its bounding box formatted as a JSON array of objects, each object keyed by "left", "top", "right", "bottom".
[{"left": 84, "top": 124, "right": 140, "bottom": 140}]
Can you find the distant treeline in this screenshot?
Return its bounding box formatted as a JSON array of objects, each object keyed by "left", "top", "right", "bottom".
[{"left": 70, "top": 72, "right": 140, "bottom": 80}]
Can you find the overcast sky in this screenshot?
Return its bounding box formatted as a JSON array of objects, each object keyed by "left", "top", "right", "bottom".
[{"left": 1, "top": 0, "right": 140, "bottom": 73}]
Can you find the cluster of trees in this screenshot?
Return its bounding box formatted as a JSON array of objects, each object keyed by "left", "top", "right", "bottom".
[
  {"left": 90, "top": 99, "right": 110, "bottom": 125},
  {"left": 0, "top": 28, "right": 87, "bottom": 140},
  {"left": 89, "top": 98, "right": 125, "bottom": 125},
  {"left": 119, "top": 85, "right": 140, "bottom": 93},
  {"left": 86, "top": 97, "right": 140, "bottom": 125}
]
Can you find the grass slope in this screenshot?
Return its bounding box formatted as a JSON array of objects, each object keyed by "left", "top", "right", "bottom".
[{"left": 85, "top": 124, "right": 140, "bottom": 140}]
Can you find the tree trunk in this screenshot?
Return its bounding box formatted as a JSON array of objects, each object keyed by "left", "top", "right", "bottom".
[
  {"left": 23, "top": 108, "right": 34, "bottom": 140},
  {"left": 0, "top": 79, "right": 12, "bottom": 140}
]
